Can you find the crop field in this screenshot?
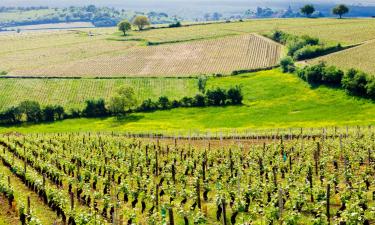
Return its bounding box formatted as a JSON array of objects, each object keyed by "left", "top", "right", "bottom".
[
  {"left": 0, "top": 30, "right": 138, "bottom": 74},
  {"left": 0, "top": 78, "right": 198, "bottom": 110},
  {"left": 118, "top": 18, "right": 375, "bottom": 45},
  {"left": 2, "top": 18, "right": 375, "bottom": 77},
  {"left": 309, "top": 39, "right": 375, "bottom": 75},
  {"left": 1, "top": 130, "right": 375, "bottom": 224},
  {"left": 11, "top": 34, "right": 282, "bottom": 77}
]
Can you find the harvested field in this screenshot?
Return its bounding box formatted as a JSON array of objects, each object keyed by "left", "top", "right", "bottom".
[{"left": 10, "top": 34, "right": 282, "bottom": 77}]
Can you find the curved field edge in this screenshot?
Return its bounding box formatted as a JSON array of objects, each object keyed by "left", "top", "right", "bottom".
[{"left": 1, "top": 69, "right": 374, "bottom": 134}]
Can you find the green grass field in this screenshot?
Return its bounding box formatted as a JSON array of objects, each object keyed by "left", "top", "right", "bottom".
[
  {"left": 0, "top": 78, "right": 198, "bottom": 110},
  {"left": 1, "top": 69, "right": 374, "bottom": 134}
]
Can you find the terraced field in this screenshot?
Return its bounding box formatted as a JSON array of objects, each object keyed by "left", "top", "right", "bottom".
[
  {"left": 8, "top": 34, "right": 282, "bottom": 77},
  {"left": 0, "top": 78, "right": 198, "bottom": 110}
]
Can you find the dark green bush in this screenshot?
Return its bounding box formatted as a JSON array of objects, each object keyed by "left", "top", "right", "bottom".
[{"left": 280, "top": 56, "right": 295, "bottom": 73}]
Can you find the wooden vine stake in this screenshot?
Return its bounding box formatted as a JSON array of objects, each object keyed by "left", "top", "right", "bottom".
[
  {"left": 278, "top": 188, "right": 283, "bottom": 224},
  {"left": 222, "top": 198, "right": 227, "bottom": 225},
  {"left": 70, "top": 192, "right": 74, "bottom": 210},
  {"left": 196, "top": 178, "right": 201, "bottom": 209},
  {"left": 327, "top": 184, "right": 331, "bottom": 224},
  {"left": 27, "top": 196, "right": 31, "bottom": 215},
  {"left": 169, "top": 207, "right": 175, "bottom": 225}
]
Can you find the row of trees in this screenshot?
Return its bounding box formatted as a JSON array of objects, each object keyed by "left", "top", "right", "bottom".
[
  {"left": 301, "top": 4, "right": 349, "bottom": 18},
  {"left": 281, "top": 58, "right": 375, "bottom": 99},
  {"left": 0, "top": 86, "right": 243, "bottom": 125},
  {"left": 118, "top": 16, "right": 151, "bottom": 35}
]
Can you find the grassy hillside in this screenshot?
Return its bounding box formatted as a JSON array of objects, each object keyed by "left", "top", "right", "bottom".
[
  {"left": 0, "top": 78, "right": 198, "bottom": 110},
  {"left": 2, "top": 69, "right": 374, "bottom": 134}
]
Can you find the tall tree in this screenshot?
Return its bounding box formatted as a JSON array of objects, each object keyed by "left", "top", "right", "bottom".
[
  {"left": 332, "top": 4, "right": 349, "bottom": 19},
  {"left": 300, "top": 5, "right": 315, "bottom": 18},
  {"left": 117, "top": 20, "right": 131, "bottom": 36},
  {"left": 133, "top": 16, "right": 150, "bottom": 30},
  {"left": 108, "top": 86, "right": 138, "bottom": 116}
]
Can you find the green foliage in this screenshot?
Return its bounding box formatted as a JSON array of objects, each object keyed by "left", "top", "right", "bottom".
[
  {"left": 108, "top": 86, "right": 138, "bottom": 116},
  {"left": 332, "top": 5, "right": 350, "bottom": 19},
  {"left": 342, "top": 69, "right": 369, "bottom": 97},
  {"left": 117, "top": 20, "right": 132, "bottom": 36},
  {"left": 83, "top": 99, "right": 107, "bottom": 118},
  {"left": 18, "top": 100, "right": 43, "bottom": 123},
  {"left": 300, "top": 5, "right": 315, "bottom": 17},
  {"left": 0, "top": 71, "right": 7, "bottom": 76},
  {"left": 280, "top": 56, "right": 295, "bottom": 73},
  {"left": 133, "top": 16, "right": 150, "bottom": 30},
  {"left": 198, "top": 76, "right": 207, "bottom": 93}
]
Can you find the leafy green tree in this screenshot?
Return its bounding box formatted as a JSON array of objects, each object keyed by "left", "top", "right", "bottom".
[
  {"left": 43, "top": 105, "right": 56, "bottom": 122},
  {"left": 342, "top": 69, "right": 368, "bottom": 96},
  {"left": 206, "top": 88, "right": 227, "bottom": 106},
  {"left": 366, "top": 78, "right": 375, "bottom": 99},
  {"left": 158, "top": 96, "right": 170, "bottom": 110},
  {"left": 194, "top": 94, "right": 206, "bottom": 107},
  {"left": 108, "top": 86, "right": 138, "bottom": 116},
  {"left": 300, "top": 5, "right": 315, "bottom": 17},
  {"left": 83, "top": 99, "right": 107, "bottom": 118},
  {"left": 332, "top": 4, "right": 349, "bottom": 19},
  {"left": 133, "top": 16, "right": 150, "bottom": 30},
  {"left": 0, "top": 106, "right": 22, "bottom": 124},
  {"left": 19, "top": 100, "right": 42, "bottom": 122},
  {"left": 227, "top": 86, "right": 243, "bottom": 105},
  {"left": 118, "top": 20, "right": 132, "bottom": 36},
  {"left": 198, "top": 76, "right": 208, "bottom": 93}
]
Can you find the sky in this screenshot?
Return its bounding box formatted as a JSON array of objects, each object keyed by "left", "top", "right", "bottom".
[{"left": 2, "top": 0, "right": 374, "bottom": 8}]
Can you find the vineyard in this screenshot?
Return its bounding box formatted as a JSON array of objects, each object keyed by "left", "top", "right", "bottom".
[
  {"left": 9, "top": 34, "right": 282, "bottom": 77},
  {"left": 0, "top": 78, "right": 198, "bottom": 111},
  {"left": 0, "top": 127, "right": 374, "bottom": 224},
  {"left": 309, "top": 40, "right": 375, "bottom": 76}
]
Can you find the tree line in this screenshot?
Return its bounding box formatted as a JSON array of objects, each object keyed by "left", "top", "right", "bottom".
[
  {"left": 0, "top": 86, "right": 243, "bottom": 125},
  {"left": 281, "top": 59, "right": 375, "bottom": 100}
]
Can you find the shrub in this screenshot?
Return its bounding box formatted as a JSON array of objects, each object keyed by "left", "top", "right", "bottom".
[
  {"left": 293, "top": 44, "right": 342, "bottom": 60},
  {"left": 366, "top": 78, "right": 375, "bottom": 99},
  {"left": 83, "top": 99, "right": 107, "bottom": 117},
  {"left": 139, "top": 99, "right": 158, "bottom": 112},
  {"left": 227, "top": 86, "right": 243, "bottom": 105},
  {"left": 206, "top": 88, "right": 226, "bottom": 106},
  {"left": 19, "top": 100, "right": 43, "bottom": 122},
  {"left": 302, "top": 62, "right": 326, "bottom": 84},
  {"left": 169, "top": 21, "right": 181, "bottom": 28},
  {"left": 280, "top": 56, "right": 295, "bottom": 73},
  {"left": 158, "top": 96, "right": 170, "bottom": 110},
  {"left": 342, "top": 69, "right": 368, "bottom": 97},
  {"left": 322, "top": 66, "right": 344, "bottom": 85},
  {"left": 193, "top": 94, "right": 206, "bottom": 107}
]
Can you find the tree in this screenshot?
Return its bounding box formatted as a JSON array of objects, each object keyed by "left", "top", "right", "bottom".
[
  {"left": 158, "top": 96, "right": 170, "bottom": 110},
  {"left": 300, "top": 5, "right": 315, "bottom": 18},
  {"left": 227, "top": 86, "right": 243, "bottom": 105},
  {"left": 198, "top": 76, "right": 207, "bottom": 93},
  {"left": 18, "top": 100, "right": 42, "bottom": 122},
  {"left": 43, "top": 105, "right": 56, "bottom": 122},
  {"left": 206, "top": 88, "right": 227, "bottom": 106},
  {"left": 332, "top": 4, "right": 349, "bottom": 19},
  {"left": 118, "top": 20, "right": 131, "bottom": 36},
  {"left": 108, "top": 86, "right": 137, "bottom": 116},
  {"left": 83, "top": 99, "right": 107, "bottom": 118},
  {"left": 133, "top": 16, "right": 150, "bottom": 31}
]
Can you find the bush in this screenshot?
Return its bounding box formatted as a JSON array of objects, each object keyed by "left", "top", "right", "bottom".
[
  {"left": 193, "top": 94, "right": 206, "bottom": 107},
  {"left": 158, "top": 96, "right": 170, "bottom": 110},
  {"left": 19, "top": 100, "right": 43, "bottom": 122},
  {"left": 293, "top": 44, "right": 342, "bottom": 60},
  {"left": 227, "top": 86, "right": 243, "bottom": 105},
  {"left": 280, "top": 56, "right": 295, "bottom": 73},
  {"left": 342, "top": 69, "right": 369, "bottom": 97},
  {"left": 366, "top": 78, "right": 375, "bottom": 99},
  {"left": 322, "top": 66, "right": 344, "bottom": 85},
  {"left": 169, "top": 21, "right": 181, "bottom": 28},
  {"left": 83, "top": 99, "right": 107, "bottom": 117},
  {"left": 206, "top": 88, "right": 227, "bottom": 106},
  {"left": 139, "top": 99, "right": 158, "bottom": 112}
]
